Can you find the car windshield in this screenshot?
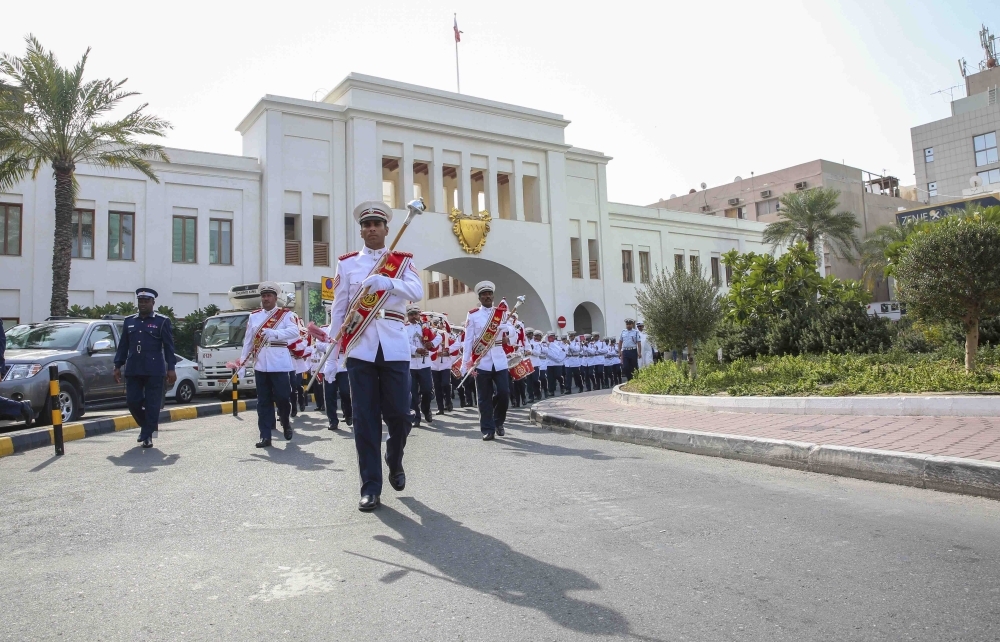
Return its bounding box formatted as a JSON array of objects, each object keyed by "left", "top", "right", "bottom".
[
  {"left": 200, "top": 315, "right": 248, "bottom": 349},
  {"left": 5, "top": 323, "right": 87, "bottom": 350}
]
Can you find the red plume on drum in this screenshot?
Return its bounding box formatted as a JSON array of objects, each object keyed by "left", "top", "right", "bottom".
[{"left": 306, "top": 321, "right": 330, "bottom": 343}]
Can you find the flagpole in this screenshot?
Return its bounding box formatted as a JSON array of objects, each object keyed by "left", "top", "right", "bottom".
[{"left": 454, "top": 13, "right": 461, "bottom": 93}]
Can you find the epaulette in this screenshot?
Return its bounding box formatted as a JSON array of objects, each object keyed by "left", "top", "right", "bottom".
[
  {"left": 469, "top": 307, "right": 479, "bottom": 314},
  {"left": 253, "top": 307, "right": 263, "bottom": 313},
  {"left": 390, "top": 251, "right": 413, "bottom": 258},
  {"left": 338, "top": 251, "right": 359, "bottom": 261}
]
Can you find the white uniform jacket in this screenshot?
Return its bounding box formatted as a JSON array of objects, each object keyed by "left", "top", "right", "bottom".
[
  {"left": 462, "top": 306, "right": 515, "bottom": 373},
  {"left": 239, "top": 307, "right": 300, "bottom": 374},
  {"left": 589, "top": 341, "right": 608, "bottom": 366},
  {"left": 544, "top": 340, "right": 566, "bottom": 366},
  {"left": 329, "top": 246, "right": 424, "bottom": 363},
  {"left": 639, "top": 331, "right": 654, "bottom": 364},
  {"left": 431, "top": 330, "right": 457, "bottom": 372},
  {"left": 408, "top": 323, "right": 442, "bottom": 370},
  {"left": 565, "top": 340, "right": 582, "bottom": 368}
]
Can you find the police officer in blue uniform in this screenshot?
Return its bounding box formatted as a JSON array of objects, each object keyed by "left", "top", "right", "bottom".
[
  {"left": 0, "top": 319, "right": 34, "bottom": 426},
  {"left": 114, "top": 288, "right": 177, "bottom": 448},
  {"left": 619, "top": 318, "right": 642, "bottom": 381}
]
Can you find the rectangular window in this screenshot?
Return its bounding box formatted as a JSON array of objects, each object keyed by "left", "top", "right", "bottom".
[
  {"left": 924, "top": 147, "right": 934, "bottom": 162},
  {"left": 587, "top": 239, "right": 599, "bottom": 279},
  {"left": 442, "top": 278, "right": 450, "bottom": 297},
  {"left": 974, "top": 132, "right": 998, "bottom": 167},
  {"left": 107, "top": 211, "right": 134, "bottom": 261},
  {"left": 209, "top": 219, "right": 232, "bottom": 265},
  {"left": 0, "top": 203, "right": 22, "bottom": 256},
  {"left": 638, "top": 251, "right": 650, "bottom": 283},
  {"left": 674, "top": 253, "right": 685, "bottom": 273},
  {"left": 71, "top": 209, "right": 95, "bottom": 259},
  {"left": 725, "top": 262, "right": 733, "bottom": 286},
  {"left": 621, "top": 250, "right": 634, "bottom": 283},
  {"left": 689, "top": 254, "right": 700, "bottom": 274},
  {"left": 428, "top": 281, "right": 440, "bottom": 299},
  {"left": 711, "top": 257, "right": 721, "bottom": 286},
  {"left": 978, "top": 168, "right": 1000, "bottom": 185},
  {"left": 756, "top": 198, "right": 780, "bottom": 217},
  {"left": 928, "top": 182, "right": 938, "bottom": 197},
  {"left": 172, "top": 216, "right": 197, "bottom": 263}
]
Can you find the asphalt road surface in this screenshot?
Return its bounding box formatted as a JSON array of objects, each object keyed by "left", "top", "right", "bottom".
[
  {"left": 2, "top": 395, "right": 999, "bottom": 641},
  {"left": 0, "top": 394, "right": 224, "bottom": 433}
]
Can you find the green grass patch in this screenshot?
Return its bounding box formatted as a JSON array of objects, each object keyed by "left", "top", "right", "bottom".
[{"left": 624, "top": 346, "right": 1000, "bottom": 396}]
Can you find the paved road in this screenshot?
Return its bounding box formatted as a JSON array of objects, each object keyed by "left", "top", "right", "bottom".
[
  {"left": 0, "top": 394, "right": 225, "bottom": 433},
  {"left": 1, "top": 394, "right": 999, "bottom": 641}
]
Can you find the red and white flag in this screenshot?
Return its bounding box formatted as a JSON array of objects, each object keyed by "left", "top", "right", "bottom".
[{"left": 454, "top": 15, "right": 462, "bottom": 43}]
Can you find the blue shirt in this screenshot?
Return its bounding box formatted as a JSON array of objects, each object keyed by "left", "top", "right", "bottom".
[
  {"left": 620, "top": 329, "right": 641, "bottom": 350},
  {"left": 114, "top": 313, "right": 177, "bottom": 376}
]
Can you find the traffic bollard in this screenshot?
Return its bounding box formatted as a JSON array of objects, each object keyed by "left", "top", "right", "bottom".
[
  {"left": 49, "top": 365, "right": 64, "bottom": 456},
  {"left": 232, "top": 375, "right": 239, "bottom": 417}
]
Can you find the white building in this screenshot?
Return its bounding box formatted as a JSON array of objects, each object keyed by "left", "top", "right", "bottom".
[{"left": 1, "top": 74, "right": 769, "bottom": 334}]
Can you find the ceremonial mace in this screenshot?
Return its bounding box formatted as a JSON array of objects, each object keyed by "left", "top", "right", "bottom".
[
  {"left": 456, "top": 294, "right": 525, "bottom": 389},
  {"left": 306, "top": 198, "right": 426, "bottom": 389}
]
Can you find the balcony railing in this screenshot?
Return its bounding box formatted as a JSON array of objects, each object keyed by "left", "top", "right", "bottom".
[
  {"left": 285, "top": 240, "right": 301, "bottom": 265},
  {"left": 313, "top": 242, "right": 329, "bottom": 267},
  {"left": 571, "top": 259, "right": 582, "bottom": 278},
  {"left": 589, "top": 260, "right": 599, "bottom": 279}
]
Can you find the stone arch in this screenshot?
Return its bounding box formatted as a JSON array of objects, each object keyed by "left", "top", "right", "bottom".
[
  {"left": 424, "top": 257, "right": 551, "bottom": 331},
  {"left": 572, "top": 301, "right": 605, "bottom": 336}
]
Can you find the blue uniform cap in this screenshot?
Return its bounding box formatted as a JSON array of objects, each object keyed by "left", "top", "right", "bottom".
[{"left": 136, "top": 288, "right": 158, "bottom": 299}]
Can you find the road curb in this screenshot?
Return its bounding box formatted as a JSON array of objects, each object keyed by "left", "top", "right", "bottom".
[
  {"left": 610, "top": 385, "right": 1000, "bottom": 417},
  {"left": 529, "top": 406, "right": 1000, "bottom": 500},
  {"left": 0, "top": 399, "right": 257, "bottom": 459}
]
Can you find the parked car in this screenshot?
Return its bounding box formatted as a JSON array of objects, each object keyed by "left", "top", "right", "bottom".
[
  {"left": 165, "top": 354, "right": 198, "bottom": 404},
  {"left": 1, "top": 317, "right": 127, "bottom": 423}
]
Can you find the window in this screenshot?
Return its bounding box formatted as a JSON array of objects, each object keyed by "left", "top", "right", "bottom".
[
  {"left": 428, "top": 281, "right": 440, "bottom": 299},
  {"left": 924, "top": 147, "right": 934, "bottom": 163},
  {"left": 928, "top": 182, "right": 938, "bottom": 197},
  {"left": 638, "top": 251, "right": 650, "bottom": 284},
  {"left": 674, "top": 253, "right": 685, "bottom": 273},
  {"left": 588, "top": 239, "right": 600, "bottom": 279},
  {"left": 442, "top": 277, "right": 450, "bottom": 297},
  {"left": 108, "top": 211, "right": 134, "bottom": 261},
  {"left": 978, "top": 169, "right": 1000, "bottom": 185},
  {"left": 725, "top": 262, "right": 733, "bottom": 286},
  {"left": 621, "top": 250, "right": 634, "bottom": 283},
  {"left": 711, "top": 257, "right": 721, "bottom": 286},
  {"left": 0, "top": 203, "right": 22, "bottom": 256},
  {"left": 689, "top": 254, "right": 700, "bottom": 274},
  {"left": 71, "top": 209, "right": 94, "bottom": 259},
  {"left": 756, "top": 198, "right": 779, "bottom": 217},
  {"left": 974, "top": 132, "right": 998, "bottom": 167},
  {"left": 209, "top": 219, "right": 232, "bottom": 265},
  {"left": 172, "top": 216, "right": 197, "bottom": 263}
]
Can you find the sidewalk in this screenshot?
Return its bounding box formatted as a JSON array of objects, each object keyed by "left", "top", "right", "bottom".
[{"left": 530, "top": 391, "right": 1000, "bottom": 499}]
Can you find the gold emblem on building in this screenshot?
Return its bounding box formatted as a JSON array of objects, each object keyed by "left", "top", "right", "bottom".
[{"left": 449, "top": 208, "right": 491, "bottom": 254}]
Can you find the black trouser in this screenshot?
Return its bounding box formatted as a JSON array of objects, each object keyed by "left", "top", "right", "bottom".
[
  {"left": 582, "top": 365, "right": 593, "bottom": 391},
  {"left": 306, "top": 374, "right": 324, "bottom": 410},
  {"left": 565, "top": 366, "right": 582, "bottom": 393},
  {"left": 513, "top": 377, "right": 527, "bottom": 405},
  {"left": 290, "top": 370, "right": 304, "bottom": 413},
  {"left": 527, "top": 368, "right": 541, "bottom": 400},
  {"left": 347, "top": 347, "right": 410, "bottom": 497},
  {"left": 433, "top": 369, "right": 452, "bottom": 412},
  {"left": 256, "top": 370, "right": 291, "bottom": 440},
  {"left": 125, "top": 375, "right": 165, "bottom": 440},
  {"left": 593, "top": 364, "right": 605, "bottom": 391},
  {"left": 612, "top": 363, "right": 623, "bottom": 385},
  {"left": 538, "top": 369, "right": 548, "bottom": 397},
  {"left": 476, "top": 366, "right": 509, "bottom": 434},
  {"left": 622, "top": 349, "right": 639, "bottom": 380},
  {"left": 410, "top": 367, "right": 433, "bottom": 423},
  {"left": 547, "top": 365, "right": 564, "bottom": 396},
  {"left": 323, "top": 371, "right": 352, "bottom": 427}
]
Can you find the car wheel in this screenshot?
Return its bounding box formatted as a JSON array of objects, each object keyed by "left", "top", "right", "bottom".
[
  {"left": 58, "top": 381, "right": 83, "bottom": 423},
  {"left": 175, "top": 380, "right": 196, "bottom": 404}
]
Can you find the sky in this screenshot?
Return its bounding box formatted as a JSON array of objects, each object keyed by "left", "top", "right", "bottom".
[{"left": 2, "top": 0, "right": 996, "bottom": 205}]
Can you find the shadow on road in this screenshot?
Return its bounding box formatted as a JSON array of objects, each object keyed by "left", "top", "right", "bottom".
[
  {"left": 240, "top": 431, "right": 341, "bottom": 472},
  {"left": 365, "top": 497, "right": 644, "bottom": 638},
  {"left": 106, "top": 448, "right": 181, "bottom": 473}
]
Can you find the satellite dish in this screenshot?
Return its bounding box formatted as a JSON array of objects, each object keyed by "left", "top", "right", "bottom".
[
  {"left": 688, "top": 188, "right": 696, "bottom": 194},
  {"left": 700, "top": 182, "right": 707, "bottom": 190},
  {"left": 734, "top": 176, "right": 742, "bottom": 182},
  {"left": 970, "top": 175, "right": 984, "bottom": 188},
  {"left": 669, "top": 193, "right": 677, "bottom": 199}
]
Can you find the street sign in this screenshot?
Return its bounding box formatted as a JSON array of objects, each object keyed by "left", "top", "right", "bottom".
[
  {"left": 557, "top": 316, "right": 567, "bottom": 328},
  {"left": 321, "top": 276, "right": 335, "bottom": 301}
]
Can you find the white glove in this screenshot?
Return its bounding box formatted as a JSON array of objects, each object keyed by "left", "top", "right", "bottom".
[
  {"left": 263, "top": 328, "right": 277, "bottom": 340},
  {"left": 362, "top": 274, "right": 395, "bottom": 292}
]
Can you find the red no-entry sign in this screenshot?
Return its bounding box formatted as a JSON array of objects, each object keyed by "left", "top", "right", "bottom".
[{"left": 557, "top": 316, "right": 567, "bottom": 328}]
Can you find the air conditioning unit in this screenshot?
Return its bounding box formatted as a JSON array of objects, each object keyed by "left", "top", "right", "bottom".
[
  {"left": 760, "top": 189, "right": 771, "bottom": 198},
  {"left": 728, "top": 198, "right": 740, "bottom": 206},
  {"left": 794, "top": 181, "right": 807, "bottom": 190},
  {"left": 700, "top": 205, "right": 712, "bottom": 212}
]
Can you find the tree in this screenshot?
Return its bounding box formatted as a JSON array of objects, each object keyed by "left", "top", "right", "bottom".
[
  {"left": 859, "top": 221, "right": 920, "bottom": 291},
  {"left": 0, "top": 35, "right": 170, "bottom": 316},
  {"left": 895, "top": 213, "right": 1000, "bottom": 371},
  {"left": 762, "top": 187, "right": 861, "bottom": 265},
  {"left": 636, "top": 267, "right": 722, "bottom": 379}
]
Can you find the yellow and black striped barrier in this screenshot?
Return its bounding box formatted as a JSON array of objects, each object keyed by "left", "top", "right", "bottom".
[
  {"left": 232, "top": 375, "right": 239, "bottom": 417},
  {"left": 49, "top": 365, "right": 64, "bottom": 456}
]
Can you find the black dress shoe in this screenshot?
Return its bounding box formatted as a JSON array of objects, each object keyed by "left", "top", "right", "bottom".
[
  {"left": 435, "top": 409, "right": 445, "bottom": 415},
  {"left": 141, "top": 438, "right": 153, "bottom": 448},
  {"left": 328, "top": 423, "right": 338, "bottom": 431},
  {"left": 255, "top": 438, "right": 272, "bottom": 448},
  {"left": 137, "top": 435, "right": 143, "bottom": 442},
  {"left": 281, "top": 418, "right": 293, "bottom": 440},
  {"left": 358, "top": 495, "right": 380, "bottom": 512},
  {"left": 345, "top": 416, "right": 353, "bottom": 427},
  {"left": 424, "top": 410, "right": 433, "bottom": 423},
  {"left": 290, "top": 406, "right": 298, "bottom": 418},
  {"left": 496, "top": 426, "right": 505, "bottom": 437},
  {"left": 482, "top": 432, "right": 495, "bottom": 441},
  {"left": 445, "top": 403, "right": 453, "bottom": 412},
  {"left": 20, "top": 401, "right": 33, "bottom": 427},
  {"left": 385, "top": 455, "right": 406, "bottom": 491}
]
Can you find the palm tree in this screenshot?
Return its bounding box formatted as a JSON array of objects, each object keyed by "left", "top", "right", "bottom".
[
  {"left": 859, "top": 222, "right": 918, "bottom": 290},
  {"left": 762, "top": 187, "right": 861, "bottom": 262},
  {"left": 0, "top": 35, "right": 170, "bottom": 316}
]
